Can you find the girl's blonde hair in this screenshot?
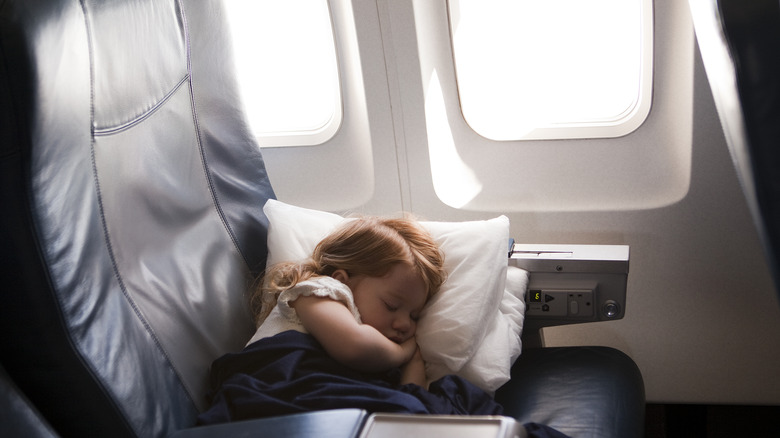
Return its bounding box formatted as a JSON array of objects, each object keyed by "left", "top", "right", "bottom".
[{"left": 251, "top": 216, "right": 446, "bottom": 325}]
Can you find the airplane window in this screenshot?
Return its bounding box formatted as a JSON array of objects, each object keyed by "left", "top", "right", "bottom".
[
  {"left": 223, "top": 0, "right": 342, "bottom": 147},
  {"left": 447, "top": 0, "right": 652, "bottom": 141}
]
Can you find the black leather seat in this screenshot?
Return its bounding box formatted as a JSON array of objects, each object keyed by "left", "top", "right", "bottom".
[
  {"left": 0, "top": 1, "right": 645, "bottom": 437},
  {"left": 496, "top": 347, "right": 645, "bottom": 438},
  {"left": 1, "top": 0, "right": 275, "bottom": 435}
]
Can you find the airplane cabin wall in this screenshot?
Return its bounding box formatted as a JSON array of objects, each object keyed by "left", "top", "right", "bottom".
[{"left": 261, "top": 0, "right": 780, "bottom": 404}]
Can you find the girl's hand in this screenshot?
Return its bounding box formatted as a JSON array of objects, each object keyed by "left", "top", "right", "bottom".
[
  {"left": 399, "top": 337, "right": 419, "bottom": 362},
  {"left": 399, "top": 342, "right": 427, "bottom": 388}
]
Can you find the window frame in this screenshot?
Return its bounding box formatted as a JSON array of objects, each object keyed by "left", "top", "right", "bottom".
[
  {"left": 223, "top": 0, "right": 344, "bottom": 148},
  {"left": 446, "top": 0, "right": 654, "bottom": 141}
]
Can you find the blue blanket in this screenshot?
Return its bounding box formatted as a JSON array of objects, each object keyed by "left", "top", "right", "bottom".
[{"left": 198, "top": 330, "right": 503, "bottom": 424}]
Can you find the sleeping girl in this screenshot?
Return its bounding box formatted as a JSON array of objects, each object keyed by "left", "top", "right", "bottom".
[{"left": 197, "top": 216, "right": 503, "bottom": 424}]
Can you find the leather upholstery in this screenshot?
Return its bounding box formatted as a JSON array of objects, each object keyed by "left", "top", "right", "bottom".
[
  {"left": 0, "top": 0, "right": 275, "bottom": 436},
  {"left": 496, "top": 347, "right": 646, "bottom": 438}
]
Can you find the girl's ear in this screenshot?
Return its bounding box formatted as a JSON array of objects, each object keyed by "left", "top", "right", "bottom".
[{"left": 331, "top": 269, "right": 349, "bottom": 284}]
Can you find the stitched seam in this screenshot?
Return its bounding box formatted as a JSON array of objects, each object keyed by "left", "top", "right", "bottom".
[
  {"left": 79, "top": 0, "right": 198, "bottom": 425},
  {"left": 180, "top": 0, "right": 250, "bottom": 270},
  {"left": 171, "top": 0, "right": 252, "bottom": 407},
  {"left": 51, "top": 2, "right": 142, "bottom": 436},
  {"left": 93, "top": 74, "right": 189, "bottom": 136}
]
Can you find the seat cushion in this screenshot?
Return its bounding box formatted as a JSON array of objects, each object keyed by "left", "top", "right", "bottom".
[{"left": 495, "top": 346, "right": 645, "bottom": 438}]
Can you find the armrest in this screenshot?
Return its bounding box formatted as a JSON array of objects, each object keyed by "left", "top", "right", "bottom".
[
  {"left": 169, "top": 409, "right": 367, "bottom": 438},
  {"left": 495, "top": 346, "right": 645, "bottom": 438},
  {"left": 509, "top": 243, "right": 630, "bottom": 347}
]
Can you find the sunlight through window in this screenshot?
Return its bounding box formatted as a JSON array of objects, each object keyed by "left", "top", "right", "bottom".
[
  {"left": 224, "top": 0, "right": 342, "bottom": 146},
  {"left": 448, "top": 0, "right": 652, "bottom": 140}
]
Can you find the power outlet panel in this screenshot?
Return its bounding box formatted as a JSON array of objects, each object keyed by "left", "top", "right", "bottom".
[
  {"left": 527, "top": 289, "right": 594, "bottom": 317},
  {"left": 510, "top": 244, "right": 629, "bottom": 329}
]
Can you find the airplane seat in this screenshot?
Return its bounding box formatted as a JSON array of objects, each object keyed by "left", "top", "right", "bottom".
[
  {"left": 690, "top": 0, "right": 780, "bottom": 298},
  {"left": 0, "top": 0, "right": 277, "bottom": 436},
  {"left": 495, "top": 346, "right": 645, "bottom": 438},
  {"left": 0, "top": 0, "right": 644, "bottom": 437}
]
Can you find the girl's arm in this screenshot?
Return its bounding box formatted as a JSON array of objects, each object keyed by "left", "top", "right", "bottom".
[
  {"left": 293, "top": 295, "right": 417, "bottom": 372},
  {"left": 399, "top": 345, "right": 427, "bottom": 388}
]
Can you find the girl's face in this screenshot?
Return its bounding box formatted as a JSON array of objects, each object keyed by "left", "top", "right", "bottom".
[{"left": 335, "top": 263, "right": 427, "bottom": 344}]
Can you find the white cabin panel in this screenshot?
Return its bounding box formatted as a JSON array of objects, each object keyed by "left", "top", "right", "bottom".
[
  {"left": 250, "top": 0, "right": 780, "bottom": 405},
  {"left": 260, "top": 0, "right": 405, "bottom": 214}
]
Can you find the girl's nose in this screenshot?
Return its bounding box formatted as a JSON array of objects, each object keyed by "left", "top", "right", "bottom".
[{"left": 393, "top": 316, "right": 413, "bottom": 333}]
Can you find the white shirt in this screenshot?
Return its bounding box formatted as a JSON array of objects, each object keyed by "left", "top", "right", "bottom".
[{"left": 246, "top": 276, "right": 362, "bottom": 346}]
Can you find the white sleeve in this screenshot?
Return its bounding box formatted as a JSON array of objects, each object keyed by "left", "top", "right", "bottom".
[
  {"left": 246, "top": 276, "right": 361, "bottom": 346},
  {"left": 277, "top": 276, "right": 362, "bottom": 324}
]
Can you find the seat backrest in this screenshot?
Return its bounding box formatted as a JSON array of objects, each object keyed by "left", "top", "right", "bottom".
[
  {"left": 690, "top": 0, "right": 780, "bottom": 298},
  {"left": 0, "top": 0, "right": 275, "bottom": 436}
]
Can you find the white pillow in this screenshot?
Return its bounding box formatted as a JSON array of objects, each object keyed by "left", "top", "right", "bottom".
[
  {"left": 436, "top": 265, "right": 527, "bottom": 394},
  {"left": 261, "top": 199, "right": 527, "bottom": 392}
]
